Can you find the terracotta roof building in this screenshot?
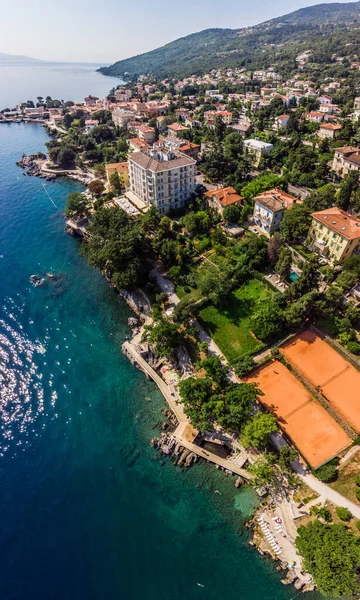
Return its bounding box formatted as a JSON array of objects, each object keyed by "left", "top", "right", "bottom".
[
  {"left": 332, "top": 146, "right": 360, "bottom": 177},
  {"left": 307, "top": 206, "right": 360, "bottom": 262},
  {"left": 177, "top": 141, "right": 200, "bottom": 161},
  {"left": 105, "top": 161, "right": 129, "bottom": 189},
  {"left": 205, "top": 187, "right": 243, "bottom": 215},
  {"left": 253, "top": 188, "right": 299, "bottom": 235},
  {"left": 167, "top": 123, "right": 190, "bottom": 139},
  {"left": 318, "top": 123, "right": 342, "bottom": 139}
]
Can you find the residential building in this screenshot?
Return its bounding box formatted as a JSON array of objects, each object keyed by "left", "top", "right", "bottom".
[
  {"left": 243, "top": 139, "right": 273, "bottom": 167},
  {"left": 305, "top": 111, "right": 325, "bottom": 123},
  {"left": 177, "top": 141, "right": 200, "bottom": 161},
  {"left": 105, "top": 162, "right": 129, "bottom": 190},
  {"left": 204, "top": 110, "right": 233, "bottom": 126},
  {"left": 115, "top": 88, "right": 132, "bottom": 102},
  {"left": 175, "top": 108, "right": 191, "bottom": 121},
  {"left": 84, "top": 95, "right": 99, "bottom": 105},
  {"left": 48, "top": 109, "right": 63, "bottom": 127},
  {"left": 331, "top": 146, "right": 360, "bottom": 177},
  {"left": 354, "top": 97, "right": 360, "bottom": 120},
  {"left": 24, "top": 106, "right": 46, "bottom": 118},
  {"left": 307, "top": 207, "right": 360, "bottom": 262},
  {"left": 230, "top": 122, "right": 252, "bottom": 136},
  {"left": 185, "top": 117, "right": 201, "bottom": 129},
  {"left": 273, "top": 114, "right": 289, "bottom": 130},
  {"left": 205, "top": 90, "right": 224, "bottom": 100},
  {"left": 167, "top": 123, "right": 190, "bottom": 139},
  {"left": 85, "top": 119, "right": 99, "bottom": 133},
  {"left": 154, "top": 137, "right": 199, "bottom": 160},
  {"left": 319, "top": 103, "right": 340, "bottom": 115},
  {"left": 318, "top": 123, "right": 342, "bottom": 139},
  {"left": 156, "top": 116, "right": 167, "bottom": 132},
  {"left": 128, "top": 148, "right": 196, "bottom": 214},
  {"left": 318, "top": 94, "right": 333, "bottom": 105},
  {"left": 128, "top": 138, "right": 149, "bottom": 152},
  {"left": 205, "top": 187, "right": 243, "bottom": 216},
  {"left": 136, "top": 125, "right": 155, "bottom": 143},
  {"left": 112, "top": 109, "right": 135, "bottom": 128},
  {"left": 253, "top": 188, "right": 298, "bottom": 235}
]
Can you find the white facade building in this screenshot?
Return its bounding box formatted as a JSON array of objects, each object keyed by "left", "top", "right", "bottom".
[
  {"left": 128, "top": 148, "right": 196, "bottom": 214},
  {"left": 252, "top": 189, "right": 298, "bottom": 235},
  {"left": 243, "top": 139, "right": 273, "bottom": 166}
]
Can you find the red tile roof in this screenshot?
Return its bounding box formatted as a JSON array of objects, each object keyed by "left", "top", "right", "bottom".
[
  {"left": 254, "top": 188, "right": 298, "bottom": 212},
  {"left": 205, "top": 186, "right": 243, "bottom": 207},
  {"left": 312, "top": 207, "right": 360, "bottom": 240},
  {"left": 320, "top": 123, "right": 342, "bottom": 130}
]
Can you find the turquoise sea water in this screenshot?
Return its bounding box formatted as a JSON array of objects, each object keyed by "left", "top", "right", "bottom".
[{"left": 0, "top": 123, "right": 322, "bottom": 600}]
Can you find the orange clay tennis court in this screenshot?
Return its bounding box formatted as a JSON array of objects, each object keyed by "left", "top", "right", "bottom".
[
  {"left": 246, "top": 360, "right": 351, "bottom": 468},
  {"left": 281, "top": 330, "right": 360, "bottom": 432}
]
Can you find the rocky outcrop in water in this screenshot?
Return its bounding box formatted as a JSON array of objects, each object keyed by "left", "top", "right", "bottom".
[
  {"left": 17, "top": 154, "right": 56, "bottom": 180},
  {"left": 151, "top": 433, "right": 198, "bottom": 468}
]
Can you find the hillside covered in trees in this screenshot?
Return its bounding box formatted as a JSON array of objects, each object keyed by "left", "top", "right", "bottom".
[{"left": 99, "top": 1, "right": 360, "bottom": 79}]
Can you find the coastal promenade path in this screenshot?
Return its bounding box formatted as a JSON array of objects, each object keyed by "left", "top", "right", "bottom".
[
  {"left": 123, "top": 341, "right": 186, "bottom": 424},
  {"left": 174, "top": 422, "right": 253, "bottom": 481},
  {"left": 123, "top": 340, "right": 253, "bottom": 479}
]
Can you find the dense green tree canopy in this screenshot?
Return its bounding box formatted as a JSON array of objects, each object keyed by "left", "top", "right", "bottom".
[
  {"left": 241, "top": 412, "right": 278, "bottom": 449},
  {"left": 280, "top": 204, "right": 312, "bottom": 244},
  {"left": 65, "top": 192, "right": 88, "bottom": 217},
  {"left": 143, "top": 317, "right": 183, "bottom": 357},
  {"left": 179, "top": 372, "right": 260, "bottom": 433},
  {"left": 80, "top": 207, "right": 151, "bottom": 289},
  {"left": 296, "top": 521, "right": 360, "bottom": 597}
]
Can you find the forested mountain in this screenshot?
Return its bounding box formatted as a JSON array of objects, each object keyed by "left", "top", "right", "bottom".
[{"left": 99, "top": 2, "right": 360, "bottom": 79}]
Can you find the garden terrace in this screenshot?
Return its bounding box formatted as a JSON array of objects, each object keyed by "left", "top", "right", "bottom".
[{"left": 197, "top": 279, "right": 273, "bottom": 363}]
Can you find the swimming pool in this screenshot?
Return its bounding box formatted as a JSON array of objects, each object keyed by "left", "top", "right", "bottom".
[{"left": 290, "top": 271, "right": 300, "bottom": 282}]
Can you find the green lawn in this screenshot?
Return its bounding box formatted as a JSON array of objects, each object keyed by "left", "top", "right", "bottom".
[
  {"left": 176, "top": 285, "right": 202, "bottom": 302},
  {"left": 198, "top": 279, "right": 273, "bottom": 363}
]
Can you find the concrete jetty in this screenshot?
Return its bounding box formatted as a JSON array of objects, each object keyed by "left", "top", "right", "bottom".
[{"left": 122, "top": 340, "right": 253, "bottom": 480}]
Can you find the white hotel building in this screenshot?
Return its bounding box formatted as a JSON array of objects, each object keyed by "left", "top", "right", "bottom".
[{"left": 128, "top": 148, "right": 196, "bottom": 214}]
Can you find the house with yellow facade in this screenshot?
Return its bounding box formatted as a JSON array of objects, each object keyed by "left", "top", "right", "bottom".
[
  {"left": 105, "top": 162, "right": 129, "bottom": 190},
  {"left": 307, "top": 207, "right": 360, "bottom": 263}
]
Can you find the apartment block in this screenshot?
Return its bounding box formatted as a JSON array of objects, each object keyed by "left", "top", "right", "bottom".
[{"left": 128, "top": 148, "right": 196, "bottom": 214}]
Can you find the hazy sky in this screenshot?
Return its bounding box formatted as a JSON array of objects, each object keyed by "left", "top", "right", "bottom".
[{"left": 0, "top": 0, "right": 354, "bottom": 64}]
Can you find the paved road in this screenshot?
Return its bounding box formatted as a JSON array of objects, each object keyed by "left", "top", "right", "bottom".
[
  {"left": 273, "top": 434, "right": 360, "bottom": 519},
  {"left": 299, "top": 473, "right": 360, "bottom": 519},
  {"left": 195, "top": 173, "right": 216, "bottom": 191},
  {"left": 151, "top": 266, "right": 180, "bottom": 306}
]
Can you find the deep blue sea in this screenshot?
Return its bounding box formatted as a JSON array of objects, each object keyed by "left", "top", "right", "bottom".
[{"left": 0, "top": 111, "right": 322, "bottom": 599}]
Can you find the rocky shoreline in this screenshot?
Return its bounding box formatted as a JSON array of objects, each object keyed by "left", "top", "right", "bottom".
[
  {"left": 247, "top": 505, "right": 315, "bottom": 594},
  {"left": 151, "top": 432, "right": 199, "bottom": 467},
  {"left": 16, "top": 153, "right": 94, "bottom": 185}
]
